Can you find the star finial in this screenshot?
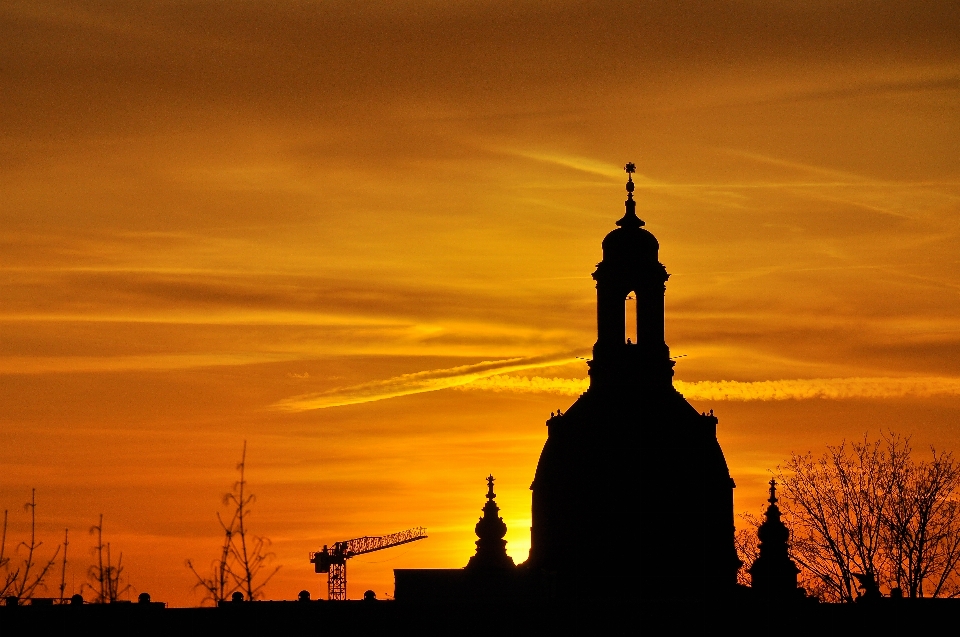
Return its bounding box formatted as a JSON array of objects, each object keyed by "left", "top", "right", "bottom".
[{"left": 616, "top": 161, "right": 644, "bottom": 227}]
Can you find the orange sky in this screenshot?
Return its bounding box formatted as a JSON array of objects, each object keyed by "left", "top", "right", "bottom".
[{"left": 2, "top": 1, "right": 959, "bottom": 605}]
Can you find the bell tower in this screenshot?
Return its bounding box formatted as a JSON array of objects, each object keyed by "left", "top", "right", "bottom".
[{"left": 590, "top": 163, "right": 673, "bottom": 393}]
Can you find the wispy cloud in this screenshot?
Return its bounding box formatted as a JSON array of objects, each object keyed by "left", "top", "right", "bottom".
[
  {"left": 678, "top": 377, "right": 960, "bottom": 401},
  {"left": 0, "top": 353, "right": 302, "bottom": 374},
  {"left": 496, "top": 149, "right": 623, "bottom": 179},
  {"left": 457, "top": 375, "right": 588, "bottom": 396},
  {"left": 274, "top": 354, "right": 580, "bottom": 411},
  {"left": 458, "top": 375, "right": 960, "bottom": 401},
  {"left": 278, "top": 372, "right": 960, "bottom": 411}
]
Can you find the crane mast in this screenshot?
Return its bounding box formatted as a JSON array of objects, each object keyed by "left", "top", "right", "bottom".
[{"left": 310, "top": 527, "right": 427, "bottom": 600}]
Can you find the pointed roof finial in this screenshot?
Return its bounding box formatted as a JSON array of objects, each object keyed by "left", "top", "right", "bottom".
[
  {"left": 768, "top": 478, "right": 778, "bottom": 505},
  {"left": 486, "top": 474, "right": 496, "bottom": 502},
  {"left": 617, "top": 162, "right": 644, "bottom": 228}
]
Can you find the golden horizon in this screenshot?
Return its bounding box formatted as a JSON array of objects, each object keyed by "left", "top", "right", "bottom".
[{"left": 2, "top": 1, "right": 959, "bottom": 605}]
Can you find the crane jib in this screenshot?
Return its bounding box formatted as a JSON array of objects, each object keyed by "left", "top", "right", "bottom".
[
  {"left": 309, "top": 526, "right": 428, "bottom": 597},
  {"left": 344, "top": 527, "right": 428, "bottom": 557}
]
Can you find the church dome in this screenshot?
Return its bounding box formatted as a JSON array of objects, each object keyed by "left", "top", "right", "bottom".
[{"left": 601, "top": 224, "right": 659, "bottom": 262}]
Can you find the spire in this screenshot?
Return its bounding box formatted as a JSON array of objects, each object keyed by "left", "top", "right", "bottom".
[
  {"left": 758, "top": 479, "right": 787, "bottom": 542},
  {"left": 465, "top": 475, "right": 515, "bottom": 571},
  {"left": 616, "top": 162, "right": 644, "bottom": 228}
]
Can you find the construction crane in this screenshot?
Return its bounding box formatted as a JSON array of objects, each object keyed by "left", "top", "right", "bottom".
[{"left": 310, "top": 527, "right": 427, "bottom": 600}]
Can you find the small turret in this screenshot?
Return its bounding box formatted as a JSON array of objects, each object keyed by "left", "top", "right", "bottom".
[
  {"left": 749, "top": 479, "right": 801, "bottom": 597},
  {"left": 465, "top": 475, "right": 515, "bottom": 571}
]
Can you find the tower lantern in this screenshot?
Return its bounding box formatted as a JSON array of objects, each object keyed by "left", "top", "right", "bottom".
[{"left": 590, "top": 163, "right": 672, "bottom": 391}]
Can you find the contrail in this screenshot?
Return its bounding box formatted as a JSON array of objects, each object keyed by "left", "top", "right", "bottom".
[
  {"left": 276, "top": 369, "right": 960, "bottom": 411},
  {"left": 273, "top": 354, "right": 580, "bottom": 411},
  {"left": 459, "top": 375, "right": 960, "bottom": 401}
]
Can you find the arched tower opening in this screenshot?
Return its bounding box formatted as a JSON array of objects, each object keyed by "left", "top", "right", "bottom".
[{"left": 625, "top": 292, "right": 637, "bottom": 344}]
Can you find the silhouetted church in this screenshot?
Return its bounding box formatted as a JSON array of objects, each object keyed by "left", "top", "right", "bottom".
[
  {"left": 397, "top": 164, "right": 741, "bottom": 602},
  {"left": 526, "top": 164, "right": 740, "bottom": 598}
]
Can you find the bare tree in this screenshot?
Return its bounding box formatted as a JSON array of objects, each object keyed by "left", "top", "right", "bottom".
[
  {"left": 83, "top": 514, "right": 131, "bottom": 602},
  {"left": 0, "top": 509, "right": 15, "bottom": 595},
  {"left": 185, "top": 511, "right": 235, "bottom": 604},
  {"left": 58, "top": 528, "right": 69, "bottom": 603},
  {"left": 777, "top": 432, "right": 960, "bottom": 601},
  {"left": 0, "top": 490, "right": 61, "bottom": 601},
  {"left": 228, "top": 442, "right": 280, "bottom": 601},
  {"left": 187, "top": 442, "right": 280, "bottom": 604},
  {"left": 734, "top": 512, "right": 760, "bottom": 587},
  {"left": 882, "top": 444, "right": 960, "bottom": 597}
]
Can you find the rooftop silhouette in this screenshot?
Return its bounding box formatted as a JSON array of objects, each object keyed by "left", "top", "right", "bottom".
[{"left": 4, "top": 163, "right": 959, "bottom": 631}]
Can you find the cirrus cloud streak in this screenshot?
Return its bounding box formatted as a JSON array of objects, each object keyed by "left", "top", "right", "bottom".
[
  {"left": 460, "top": 375, "right": 960, "bottom": 401},
  {"left": 274, "top": 353, "right": 581, "bottom": 411}
]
